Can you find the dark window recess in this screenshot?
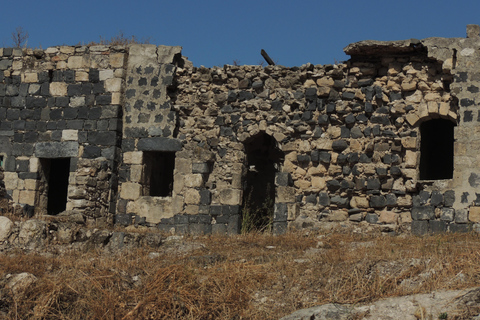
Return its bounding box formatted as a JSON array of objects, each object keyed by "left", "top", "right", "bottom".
[
  {"left": 420, "top": 119, "right": 455, "bottom": 180},
  {"left": 42, "top": 158, "right": 70, "bottom": 215},
  {"left": 143, "top": 152, "right": 175, "bottom": 196},
  {"left": 0, "top": 155, "right": 3, "bottom": 168}
]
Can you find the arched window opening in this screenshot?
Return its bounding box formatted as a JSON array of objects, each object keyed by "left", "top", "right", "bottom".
[
  {"left": 419, "top": 119, "right": 455, "bottom": 180},
  {"left": 242, "top": 133, "right": 283, "bottom": 233}
]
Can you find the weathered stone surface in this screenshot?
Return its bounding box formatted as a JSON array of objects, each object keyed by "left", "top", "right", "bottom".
[
  {"left": 35, "top": 141, "right": 79, "bottom": 158},
  {"left": 136, "top": 137, "right": 182, "bottom": 151},
  {"left": 0, "top": 216, "right": 13, "bottom": 242},
  {"left": 411, "top": 206, "right": 435, "bottom": 220},
  {"left": 5, "top": 272, "right": 37, "bottom": 298}
]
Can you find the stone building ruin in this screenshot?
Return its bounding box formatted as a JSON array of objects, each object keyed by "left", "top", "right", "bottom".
[{"left": 2, "top": 25, "right": 480, "bottom": 235}]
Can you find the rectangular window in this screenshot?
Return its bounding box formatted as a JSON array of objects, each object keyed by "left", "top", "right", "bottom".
[{"left": 143, "top": 152, "right": 175, "bottom": 197}]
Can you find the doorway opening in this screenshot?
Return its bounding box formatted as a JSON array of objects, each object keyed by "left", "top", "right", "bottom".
[
  {"left": 40, "top": 158, "right": 70, "bottom": 215},
  {"left": 142, "top": 151, "right": 175, "bottom": 197},
  {"left": 242, "top": 132, "right": 283, "bottom": 233},
  {"left": 419, "top": 119, "right": 455, "bottom": 180}
]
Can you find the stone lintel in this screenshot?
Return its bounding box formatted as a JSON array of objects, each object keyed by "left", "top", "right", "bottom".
[
  {"left": 35, "top": 142, "right": 79, "bottom": 158},
  {"left": 137, "top": 137, "right": 182, "bottom": 152}
]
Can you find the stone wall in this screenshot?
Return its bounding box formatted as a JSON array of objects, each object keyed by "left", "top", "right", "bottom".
[
  {"left": 3, "top": 26, "right": 480, "bottom": 235},
  {"left": 0, "top": 45, "right": 125, "bottom": 224}
]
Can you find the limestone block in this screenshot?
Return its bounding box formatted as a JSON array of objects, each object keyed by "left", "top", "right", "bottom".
[
  {"left": 308, "top": 164, "right": 327, "bottom": 176},
  {"left": 173, "top": 174, "right": 184, "bottom": 194},
  {"left": 45, "top": 47, "right": 58, "bottom": 54},
  {"left": 175, "top": 158, "right": 192, "bottom": 174},
  {"left": 24, "top": 179, "right": 38, "bottom": 191},
  {"left": 112, "top": 92, "right": 121, "bottom": 105},
  {"left": 68, "top": 186, "right": 87, "bottom": 199},
  {"left": 311, "top": 176, "right": 326, "bottom": 190},
  {"left": 287, "top": 203, "right": 299, "bottom": 221},
  {"left": 105, "top": 78, "right": 122, "bottom": 92},
  {"left": 294, "top": 179, "right": 311, "bottom": 190},
  {"left": 23, "top": 73, "right": 38, "bottom": 83},
  {"left": 110, "top": 53, "right": 125, "bottom": 68},
  {"left": 132, "top": 196, "right": 174, "bottom": 224},
  {"left": 130, "top": 165, "right": 143, "bottom": 183},
  {"left": 393, "top": 179, "right": 406, "bottom": 194},
  {"left": 350, "top": 196, "right": 369, "bottom": 208},
  {"left": 11, "top": 190, "right": 19, "bottom": 203},
  {"left": 12, "top": 61, "right": 22, "bottom": 70},
  {"left": 4, "top": 172, "right": 18, "bottom": 190},
  {"left": 184, "top": 188, "right": 201, "bottom": 205},
  {"left": 283, "top": 142, "right": 298, "bottom": 152},
  {"left": 0, "top": 216, "right": 13, "bottom": 242},
  {"left": 276, "top": 186, "right": 296, "bottom": 203},
  {"left": 405, "top": 150, "right": 417, "bottom": 168},
  {"left": 99, "top": 70, "right": 114, "bottom": 81},
  {"left": 447, "top": 110, "right": 457, "bottom": 121},
  {"left": 184, "top": 174, "right": 204, "bottom": 188},
  {"left": 67, "top": 56, "right": 84, "bottom": 69},
  {"left": 316, "top": 77, "right": 334, "bottom": 87},
  {"left": 397, "top": 195, "right": 412, "bottom": 207},
  {"left": 327, "top": 210, "right": 348, "bottom": 222},
  {"left": 172, "top": 195, "right": 184, "bottom": 214},
  {"left": 378, "top": 211, "right": 398, "bottom": 224},
  {"left": 304, "top": 79, "right": 316, "bottom": 87},
  {"left": 298, "top": 141, "right": 311, "bottom": 153},
  {"left": 313, "top": 139, "right": 333, "bottom": 151},
  {"left": 317, "top": 86, "right": 330, "bottom": 97},
  {"left": 120, "top": 183, "right": 142, "bottom": 200},
  {"left": 438, "top": 102, "right": 450, "bottom": 118},
  {"left": 401, "top": 80, "right": 417, "bottom": 91},
  {"left": 62, "top": 130, "right": 78, "bottom": 141},
  {"left": 19, "top": 190, "right": 36, "bottom": 206},
  {"left": 427, "top": 101, "right": 439, "bottom": 115},
  {"left": 50, "top": 82, "right": 67, "bottom": 96},
  {"left": 327, "top": 127, "right": 341, "bottom": 139},
  {"left": 424, "top": 92, "right": 441, "bottom": 101},
  {"left": 403, "top": 169, "right": 417, "bottom": 179},
  {"left": 75, "top": 71, "right": 89, "bottom": 82},
  {"left": 350, "top": 139, "right": 363, "bottom": 152},
  {"left": 405, "top": 179, "right": 417, "bottom": 192},
  {"left": 400, "top": 211, "right": 413, "bottom": 224},
  {"left": 57, "top": 61, "right": 67, "bottom": 69},
  {"left": 401, "top": 137, "right": 416, "bottom": 149},
  {"left": 59, "top": 46, "right": 75, "bottom": 54},
  {"left": 328, "top": 165, "right": 342, "bottom": 176},
  {"left": 405, "top": 113, "right": 420, "bottom": 126},
  {"left": 215, "top": 189, "right": 242, "bottom": 206},
  {"left": 405, "top": 90, "right": 423, "bottom": 103},
  {"left": 469, "top": 207, "right": 480, "bottom": 223},
  {"left": 123, "top": 151, "right": 143, "bottom": 165}
]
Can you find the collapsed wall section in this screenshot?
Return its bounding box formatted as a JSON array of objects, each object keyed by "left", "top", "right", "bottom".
[{"left": 168, "top": 49, "right": 458, "bottom": 235}]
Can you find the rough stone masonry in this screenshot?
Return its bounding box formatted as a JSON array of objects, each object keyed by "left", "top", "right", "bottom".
[{"left": 2, "top": 25, "right": 480, "bottom": 235}]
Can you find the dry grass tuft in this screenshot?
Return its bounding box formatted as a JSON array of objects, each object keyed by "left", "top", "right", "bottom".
[{"left": 1, "top": 231, "right": 480, "bottom": 319}]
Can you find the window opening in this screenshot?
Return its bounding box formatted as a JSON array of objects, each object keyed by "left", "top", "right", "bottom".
[
  {"left": 143, "top": 152, "right": 175, "bottom": 197},
  {"left": 419, "top": 119, "right": 455, "bottom": 180}
]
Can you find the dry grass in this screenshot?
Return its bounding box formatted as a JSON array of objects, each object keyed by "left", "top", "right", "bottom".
[{"left": 1, "top": 231, "right": 480, "bottom": 319}]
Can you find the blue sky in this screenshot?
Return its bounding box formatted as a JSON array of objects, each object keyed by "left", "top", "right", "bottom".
[{"left": 1, "top": 0, "right": 479, "bottom": 67}]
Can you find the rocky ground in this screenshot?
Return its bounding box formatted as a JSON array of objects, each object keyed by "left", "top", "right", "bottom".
[{"left": 1, "top": 214, "right": 480, "bottom": 319}]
